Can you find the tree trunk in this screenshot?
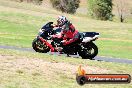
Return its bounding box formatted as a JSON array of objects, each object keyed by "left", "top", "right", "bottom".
[
  {"left": 27, "top": 0, "right": 32, "bottom": 3},
  {"left": 19, "top": 0, "right": 23, "bottom": 2},
  {"left": 120, "top": 14, "right": 124, "bottom": 22}
]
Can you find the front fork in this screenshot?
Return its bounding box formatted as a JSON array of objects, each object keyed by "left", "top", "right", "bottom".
[{"left": 38, "top": 36, "right": 55, "bottom": 52}]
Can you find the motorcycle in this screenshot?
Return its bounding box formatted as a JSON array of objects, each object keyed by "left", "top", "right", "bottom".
[{"left": 32, "top": 22, "right": 99, "bottom": 59}]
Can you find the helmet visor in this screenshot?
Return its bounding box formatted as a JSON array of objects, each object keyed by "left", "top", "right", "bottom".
[
  {"left": 57, "top": 19, "right": 62, "bottom": 26},
  {"left": 62, "top": 25, "right": 69, "bottom": 33}
]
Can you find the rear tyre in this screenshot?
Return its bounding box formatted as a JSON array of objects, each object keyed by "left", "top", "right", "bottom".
[
  {"left": 78, "top": 42, "right": 98, "bottom": 59},
  {"left": 32, "top": 38, "right": 50, "bottom": 53}
]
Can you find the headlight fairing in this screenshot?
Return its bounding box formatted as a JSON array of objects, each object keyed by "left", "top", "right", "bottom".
[{"left": 38, "top": 29, "right": 44, "bottom": 35}]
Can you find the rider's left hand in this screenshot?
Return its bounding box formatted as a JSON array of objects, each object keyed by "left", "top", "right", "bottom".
[
  {"left": 61, "top": 40, "right": 66, "bottom": 43},
  {"left": 60, "top": 41, "right": 63, "bottom": 46},
  {"left": 60, "top": 40, "right": 66, "bottom": 46}
]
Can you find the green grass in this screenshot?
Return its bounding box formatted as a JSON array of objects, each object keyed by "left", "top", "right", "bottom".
[
  {"left": 97, "top": 40, "right": 132, "bottom": 59},
  {"left": 0, "top": 0, "right": 132, "bottom": 59},
  {"left": 0, "top": 12, "right": 132, "bottom": 59},
  {"left": 0, "top": 49, "right": 132, "bottom": 88}
]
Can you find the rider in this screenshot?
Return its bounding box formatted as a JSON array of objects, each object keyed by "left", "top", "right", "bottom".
[{"left": 53, "top": 16, "right": 80, "bottom": 53}]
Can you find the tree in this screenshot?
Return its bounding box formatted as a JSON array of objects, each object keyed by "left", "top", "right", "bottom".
[
  {"left": 19, "top": 0, "right": 23, "bottom": 2},
  {"left": 114, "top": 0, "right": 129, "bottom": 22},
  {"left": 27, "top": 0, "right": 32, "bottom": 3},
  {"left": 88, "top": 0, "right": 113, "bottom": 20},
  {"left": 18, "top": 0, "right": 42, "bottom": 5},
  {"left": 50, "top": 0, "right": 80, "bottom": 14},
  {"left": 33, "top": 0, "right": 43, "bottom": 5}
]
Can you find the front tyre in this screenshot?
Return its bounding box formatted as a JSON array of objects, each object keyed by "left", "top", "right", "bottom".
[
  {"left": 32, "top": 38, "right": 50, "bottom": 53},
  {"left": 78, "top": 42, "right": 98, "bottom": 59}
]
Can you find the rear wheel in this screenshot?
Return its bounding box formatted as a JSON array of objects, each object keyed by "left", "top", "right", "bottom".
[
  {"left": 78, "top": 42, "right": 98, "bottom": 59},
  {"left": 32, "top": 38, "right": 50, "bottom": 53}
]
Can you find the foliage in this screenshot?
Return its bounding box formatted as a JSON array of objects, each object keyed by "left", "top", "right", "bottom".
[
  {"left": 32, "top": 0, "right": 43, "bottom": 5},
  {"left": 50, "top": 0, "right": 80, "bottom": 14},
  {"left": 11, "top": 0, "right": 43, "bottom": 5},
  {"left": 88, "top": 0, "right": 113, "bottom": 20},
  {"left": 114, "top": 0, "right": 129, "bottom": 23}
]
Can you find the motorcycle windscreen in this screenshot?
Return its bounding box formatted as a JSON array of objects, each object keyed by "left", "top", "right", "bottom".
[{"left": 41, "top": 22, "right": 53, "bottom": 31}]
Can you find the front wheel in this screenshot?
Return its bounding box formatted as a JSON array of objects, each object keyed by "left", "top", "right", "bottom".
[
  {"left": 78, "top": 42, "right": 98, "bottom": 59},
  {"left": 32, "top": 38, "right": 50, "bottom": 53}
]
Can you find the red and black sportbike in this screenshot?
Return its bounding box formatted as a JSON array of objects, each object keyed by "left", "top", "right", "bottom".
[{"left": 32, "top": 22, "right": 99, "bottom": 59}]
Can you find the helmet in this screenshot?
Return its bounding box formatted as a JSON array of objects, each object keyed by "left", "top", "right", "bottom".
[
  {"left": 61, "top": 23, "right": 69, "bottom": 33},
  {"left": 57, "top": 16, "right": 68, "bottom": 26}
]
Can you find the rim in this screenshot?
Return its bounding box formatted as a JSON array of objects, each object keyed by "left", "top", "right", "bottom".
[
  {"left": 35, "top": 40, "right": 48, "bottom": 50},
  {"left": 84, "top": 46, "right": 95, "bottom": 55}
]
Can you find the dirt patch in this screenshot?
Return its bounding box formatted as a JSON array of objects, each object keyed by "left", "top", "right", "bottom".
[{"left": 0, "top": 54, "right": 110, "bottom": 80}]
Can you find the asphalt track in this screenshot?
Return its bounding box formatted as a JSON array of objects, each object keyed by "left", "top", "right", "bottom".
[{"left": 0, "top": 45, "right": 132, "bottom": 64}]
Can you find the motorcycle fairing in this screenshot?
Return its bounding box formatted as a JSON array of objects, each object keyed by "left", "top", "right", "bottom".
[{"left": 81, "top": 32, "right": 99, "bottom": 42}]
